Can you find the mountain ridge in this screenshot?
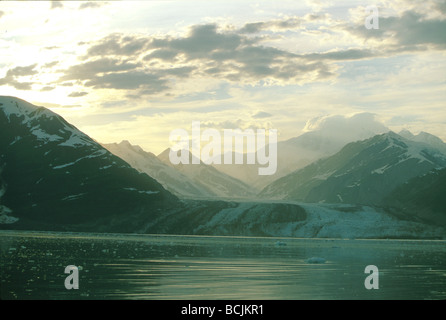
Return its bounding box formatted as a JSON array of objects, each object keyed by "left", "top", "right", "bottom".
[
  {"left": 0, "top": 96, "right": 178, "bottom": 231},
  {"left": 260, "top": 131, "right": 446, "bottom": 206}
]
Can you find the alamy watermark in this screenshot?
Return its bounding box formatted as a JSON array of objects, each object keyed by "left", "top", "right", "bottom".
[
  {"left": 169, "top": 121, "right": 277, "bottom": 175},
  {"left": 64, "top": 265, "right": 79, "bottom": 290},
  {"left": 364, "top": 265, "right": 379, "bottom": 290},
  {"left": 365, "top": 5, "right": 379, "bottom": 29}
]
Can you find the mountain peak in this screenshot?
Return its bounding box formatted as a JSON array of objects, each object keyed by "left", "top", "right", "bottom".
[
  {"left": 0, "top": 96, "right": 48, "bottom": 121},
  {"left": 119, "top": 140, "right": 132, "bottom": 146},
  {"left": 1, "top": 97, "right": 177, "bottom": 229}
]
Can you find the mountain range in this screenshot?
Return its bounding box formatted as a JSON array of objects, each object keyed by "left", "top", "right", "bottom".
[
  {"left": 1, "top": 96, "right": 445, "bottom": 238},
  {"left": 260, "top": 131, "right": 446, "bottom": 206}
]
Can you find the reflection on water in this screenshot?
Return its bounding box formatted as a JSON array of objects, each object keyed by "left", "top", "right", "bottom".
[{"left": 1, "top": 231, "right": 445, "bottom": 300}]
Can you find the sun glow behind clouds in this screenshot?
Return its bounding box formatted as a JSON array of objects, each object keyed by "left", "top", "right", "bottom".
[{"left": 0, "top": 0, "right": 445, "bottom": 153}]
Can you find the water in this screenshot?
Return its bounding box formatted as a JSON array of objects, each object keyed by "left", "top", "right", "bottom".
[{"left": 1, "top": 230, "right": 445, "bottom": 300}]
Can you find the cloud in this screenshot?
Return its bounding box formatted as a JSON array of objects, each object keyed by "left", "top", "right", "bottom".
[
  {"left": 55, "top": 8, "right": 446, "bottom": 99},
  {"left": 252, "top": 111, "right": 273, "bottom": 119},
  {"left": 301, "top": 48, "right": 376, "bottom": 61},
  {"left": 58, "top": 23, "right": 337, "bottom": 97},
  {"left": 43, "top": 61, "right": 59, "bottom": 69},
  {"left": 303, "top": 113, "right": 390, "bottom": 141},
  {"left": 79, "top": 2, "right": 108, "bottom": 10},
  {"left": 40, "top": 86, "right": 55, "bottom": 92},
  {"left": 68, "top": 91, "right": 89, "bottom": 98},
  {"left": 84, "top": 71, "right": 168, "bottom": 92},
  {"left": 86, "top": 34, "right": 149, "bottom": 57},
  {"left": 0, "top": 80, "right": 33, "bottom": 91},
  {"left": 239, "top": 16, "right": 301, "bottom": 33},
  {"left": 149, "top": 24, "right": 245, "bottom": 60},
  {"left": 143, "top": 49, "right": 179, "bottom": 62},
  {"left": 50, "top": 1, "right": 64, "bottom": 10},
  {"left": 6, "top": 64, "right": 38, "bottom": 77},
  {"left": 345, "top": 7, "right": 446, "bottom": 52},
  {"left": 59, "top": 58, "right": 141, "bottom": 81},
  {"left": 143, "top": 24, "right": 333, "bottom": 83},
  {"left": 0, "top": 64, "right": 38, "bottom": 90}
]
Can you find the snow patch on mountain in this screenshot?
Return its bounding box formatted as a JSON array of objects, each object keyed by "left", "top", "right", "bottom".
[
  {"left": 59, "top": 133, "right": 94, "bottom": 148},
  {"left": 0, "top": 98, "right": 41, "bottom": 122},
  {"left": 123, "top": 187, "right": 159, "bottom": 195},
  {"left": 53, "top": 149, "right": 107, "bottom": 169},
  {"left": 62, "top": 193, "right": 86, "bottom": 201},
  {"left": 372, "top": 165, "right": 391, "bottom": 175},
  {"left": 0, "top": 97, "right": 95, "bottom": 148},
  {"left": 30, "top": 128, "right": 63, "bottom": 142}
]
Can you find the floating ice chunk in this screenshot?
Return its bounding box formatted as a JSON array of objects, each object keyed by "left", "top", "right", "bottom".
[{"left": 305, "top": 257, "right": 326, "bottom": 264}]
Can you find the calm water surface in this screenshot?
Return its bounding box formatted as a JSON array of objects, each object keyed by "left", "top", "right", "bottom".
[{"left": 1, "top": 230, "right": 445, "bottom": 300}]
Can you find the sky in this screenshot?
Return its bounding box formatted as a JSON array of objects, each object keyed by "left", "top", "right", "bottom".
[{"left": 0, "top": 0, "right": 445, "bottom": 154}]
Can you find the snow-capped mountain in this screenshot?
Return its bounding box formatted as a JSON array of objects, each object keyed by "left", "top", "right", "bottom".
[
  {"left": 399, "top": 129, "right": 446, "bottom": 154},
  {"left": 212, "top": 113, "right": 390, "bottom": 189},
  {"left": 102, "top": 140, "right": 217, "bottom": 199},
  {"left": 0, "top": 96, "right": 177, "bottom": 230},
  {"left": 260, "top": 132, "right": 446, "bottom": 205},
  {"left": 158, "top": 148, "right": 256, "bottom": 199}
]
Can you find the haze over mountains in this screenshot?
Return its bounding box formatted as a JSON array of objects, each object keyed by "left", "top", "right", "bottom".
[
  {"left": 1, "top": 96, "right": 445, "bottom": 238},
  {"left": 102, "top": 141, "right": 255, "bottom": 199},
  {"left": 213, "top": 113, "right": 391, "bottom": 189}
]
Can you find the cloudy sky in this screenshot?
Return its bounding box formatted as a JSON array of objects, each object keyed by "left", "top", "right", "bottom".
[{"left": 1, "top": 0, "right": 445, "bottom": 154}]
